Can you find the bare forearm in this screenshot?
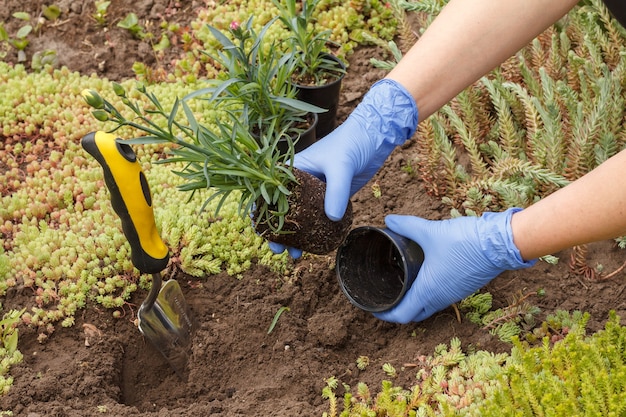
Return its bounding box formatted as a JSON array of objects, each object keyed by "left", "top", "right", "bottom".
[
  {"left": 386, "top": 0, "right": 579, "bottom": 122},
  {"left": 511, "top": 149, "right": 626, "bottom": 260}
]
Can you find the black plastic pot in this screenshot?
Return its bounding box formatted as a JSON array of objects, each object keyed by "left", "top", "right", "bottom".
[
  {"left": 294, "top": 54, "right": 346, "bottom": 139},
  {"left": 336, "top": 226, "right": 424, "bottom": 313},
  {"left": 277, "top": 112, "right": 318, "bottom": 154}
]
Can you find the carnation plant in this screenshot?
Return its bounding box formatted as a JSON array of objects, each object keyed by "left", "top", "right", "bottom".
[
  {"left": 272, "top": 0, "right": 346, "bottom": 85},
  {"left": 82, "top": 84, "right": 352, "bottom": 254},
  {"left": 187, "top": 16, "right": 324, "bottom": 139}
]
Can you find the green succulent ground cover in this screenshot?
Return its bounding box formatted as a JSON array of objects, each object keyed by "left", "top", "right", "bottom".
[
  {"left": 3, "top": 0, "right": 626, "bottom": 413},
  {"left": 0, "top": 0, "right": 400, "bottom": 397},
  {"left": 324, "top": 311, "right": 626, "bottom": 416}
]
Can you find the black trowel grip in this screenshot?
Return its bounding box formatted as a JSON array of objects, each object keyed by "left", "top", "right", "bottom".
[{"left": 81, "top": 131, "right": 169, "bottom": 274}]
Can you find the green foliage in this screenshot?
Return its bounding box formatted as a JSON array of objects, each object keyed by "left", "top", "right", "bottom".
[
  {"left": 0, "top": 309, "right": 25, "bottom": 395},
  {"left": 1, "top": 6, "right": 60, "bottom": 63},
  {"left": 325, "top": 312, "right": 626, "bottom": 416},
  {"left": 478, "top": 311, "right": 626, "bottom": 415},
  {"left": 0, "top": 249, "right": 9, "bottom": 281},
  {"left": 356, "top": 355, "right": 370, "bottom": 370},
  {"left": 191, "top": 16, "right": 324, "bottom": 137},
  {"left": 368, "top": 38, "right": 403, "bottom": 71},
  {"left": 459, "top": 290, "right": 542, "bottom": 343},
  {"left": 92, "top": 0, "right": 111, "bottom": 26},
  {"left": 31, "top": 49, "right": 58, "bottom": 72},
  {"left": 83, "top": 83, "right": 303, "bottom": 235},
  {"left": 272, "top": 0, "right": 346, "bottom": 85},
  {"left": 187, "top": 0, "right": 399, "bottom": 77},
  {"left": 267, "top": 306, "right": 290, "bottom": 334},
  {"left": 326, "top": 337, "right": 509, "bottom": 416},
  {"left": 415, "top": 0, "right": 626, "bottom": 216},
  {"left": 117, "top": 13, "right": 150, "bottom": 40}
]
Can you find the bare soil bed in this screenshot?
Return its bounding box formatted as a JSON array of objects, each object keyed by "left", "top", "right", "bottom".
[{"left": 2, "top": 1, "right": 626, "bottom": 416}]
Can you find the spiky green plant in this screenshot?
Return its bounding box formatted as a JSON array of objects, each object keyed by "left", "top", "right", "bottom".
[
  {"left": 272, "top": 0, "right": 346, "bottom": 85},
  {"left": 83, "top": 83, "right": 303, "bottom": 235},
  {"left": 190, "top": 16, "right": 324, "bottom": 137},
  {"left": 414, "top": 0, "right": 626, "bottom": 215},
  {"left": 323, "top": 311, "right": 626, "bottom": 416},
  {"left": 477, "top": 311, "right": 626, "bottom": 415}
]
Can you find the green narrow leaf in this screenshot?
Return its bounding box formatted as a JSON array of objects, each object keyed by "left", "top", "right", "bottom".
[
  {"left": 16, "top": 25, "right": 33, "bottom": 39},
  {"left": 12, "top": 12, "right": 30, "bottom": 20},
  {"left": 168, "top": 98, "right": 180, "bottom": 132},
  {"left": 5, "top": 329, "right": 18, "bottom": 353},
  {"left": 181, "top": 100, "right": 199, "bottom": 133},
  {"left": 259, "top": 183, "right": 271, "bottom": 204},
  {"left": 42, "top": 5, "right": 61, "bottom": 21},
  {"left": 119, "top": 137, "right": 170, "bottom": 145},
  {"left": 267, "top": 307, "right": 290, "bottom": 334}
]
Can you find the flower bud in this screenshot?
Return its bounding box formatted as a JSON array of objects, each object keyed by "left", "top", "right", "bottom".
[
  {"left": 81, "top": 89, "right": 104, "bottom": 109},
  {"left": 91, "top": 109, "right": 110, "bottom": 122},
  {"left": 111, "top": 82, "right": 126, "bottom": 97}
]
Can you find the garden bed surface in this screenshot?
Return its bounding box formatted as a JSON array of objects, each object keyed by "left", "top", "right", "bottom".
[{"left": 2, "top": 1, "right": 626, "bottom": 415}]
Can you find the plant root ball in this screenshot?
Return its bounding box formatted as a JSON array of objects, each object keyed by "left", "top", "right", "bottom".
[{"left": 254, "top": 168, "right": 353, "bottom": 254}]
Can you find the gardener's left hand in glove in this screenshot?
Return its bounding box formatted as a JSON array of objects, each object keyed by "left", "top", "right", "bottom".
[
  {"left": 374, "top": 208, "right": 537, "bottom": 323},
  {"left": 268, "top": 78, "right": 418, "bottom": 258}
]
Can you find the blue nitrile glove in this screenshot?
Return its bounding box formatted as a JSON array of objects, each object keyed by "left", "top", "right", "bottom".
[
  {"left": 268, "top": 79, "right": 418, "bottom": 257},
  {"left": 374, "top": 208, "right": 537, "bottom": 323}
]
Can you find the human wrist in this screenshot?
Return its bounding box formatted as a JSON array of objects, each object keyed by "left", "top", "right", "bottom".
[
  {"left": 478, "top": 208, "right": 537, "bottom": 271},
  {"left": 356, "top": 79, "right": 418, "bottom": 146}
]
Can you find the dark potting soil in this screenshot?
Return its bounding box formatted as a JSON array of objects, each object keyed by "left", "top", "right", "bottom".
[{"left": 254, "top": 168, "right": 354, "bottom": 255}]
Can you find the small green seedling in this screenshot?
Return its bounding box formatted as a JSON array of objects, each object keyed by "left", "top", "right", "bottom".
[
  {"left": 356, "top": 355, "right": 370, "bottom": 370},
  {"left": 7, "top": 7, "right": 60, "bottom": 62},
  {"left": 92, "top": 0, "right": 111, "bottom": 26},
  {"left": 10, "top": 12, "right": 33, "bottom": 62},
  {"left": 152, "top": 33, "right": 170, "bottom": 52},
  {"left": 267, "top": 306, "right": 290, "bottom": 334},
  {"left": 0, "top": 309, "right": 25, "bottom": 395},
  {"left": 31, "top": 49, "right": 58, "bottom": 71},
  {"left": 382, "top": 362, "right": 397, "bottom": 378},
  {"left": 117, "top": 13, "right": 149, "bottom": 39},
  {"left": 41, "top": 5, "right": 61, "bottom": 22}
]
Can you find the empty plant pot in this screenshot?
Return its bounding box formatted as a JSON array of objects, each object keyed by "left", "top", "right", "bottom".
[{"left": 336, "top": 226, "right": 424, "bottom": 312}]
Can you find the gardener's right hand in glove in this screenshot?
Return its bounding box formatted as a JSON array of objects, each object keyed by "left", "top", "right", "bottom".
[
  {"left": 267, "top": 78, "right": 419, "bottom": 258},
  {"left": 374, "top": 208, "right": 537, "bottom": 323}
]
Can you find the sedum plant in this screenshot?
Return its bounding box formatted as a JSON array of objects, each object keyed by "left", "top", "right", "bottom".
[
  {"left": 0, "top": 309, "right": 24, "bottom": 395},
  {"left": 459, "top": 290, "right": 543, "bottom": 343},
  {"left": 477, "top": 311, "right": 626, "bottom": 415},
  {"left": 409, "top": 0, "right": 626, "bottom": 216},
  {"left": 324, "top": 311, "right": 626, "bottom": 416}
]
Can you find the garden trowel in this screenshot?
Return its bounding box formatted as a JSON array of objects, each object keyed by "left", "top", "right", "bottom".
[{"left": 81, "top": 131, "right": 195, "bottom": 378}]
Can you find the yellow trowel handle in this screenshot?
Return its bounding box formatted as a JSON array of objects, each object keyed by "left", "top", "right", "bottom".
[{"left": 81, "top": 131, "right": 169, "bottom": 274}]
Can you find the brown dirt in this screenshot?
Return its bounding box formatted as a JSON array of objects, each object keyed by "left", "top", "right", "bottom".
[{"left": 2, "top": 1, "right": 626, "bottom": 416}]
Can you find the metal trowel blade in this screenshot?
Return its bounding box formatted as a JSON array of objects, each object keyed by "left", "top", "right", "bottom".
[{"left": 137, "top": 279, "right": 197, "bottom": 377}]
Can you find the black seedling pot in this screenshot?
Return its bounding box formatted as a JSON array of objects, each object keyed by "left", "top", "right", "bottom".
[
  {"left": 295, "top": 54, "right": 346, "bottom": 139},
  {"left": 277, "top": 112, "right": 318, "bottom": 154},
  {"left": 336, "top": 226, "right": 424, "bottom": 312}
]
